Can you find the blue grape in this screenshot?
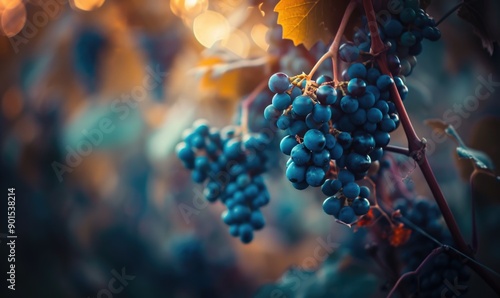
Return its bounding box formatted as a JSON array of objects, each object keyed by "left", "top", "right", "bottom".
[
  {"left": 340, "top": 95, "right": 359, "bottom": 113},
  {"left": 339, "top": 42, "right": 360, "bottom": 62},
  {"left": 306, "top": 166, "right": 325, "bottom": 186},
  {"left": 338, "top": 206, "right": 357, "bottom": 223},
  {"left": 280, "top": 135, "right": 298, "bottom": 155},
  {"left": 352, "top": 198, "right": 370, "bottom": 215},
  {"left": 303, "top": 129, "right": 326, "bottom": 152},
  {"left": 272, "top": 93, "right": 292, "bottom": 110},
  {"left": 343, "top": 182, "right": 360, "bottom": 199},
  {"left": 323, "top": 196, "right": 342, "bottom": 217},
  {"left": 268, "top": 72, "right": 291, "bottom": 93},
  {"left": 292, "top": 95, "right": 314, "bottom": 116}
]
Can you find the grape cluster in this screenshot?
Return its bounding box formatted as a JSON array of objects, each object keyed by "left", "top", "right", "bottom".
[
  {"left": 264, "top": 66, "right": 403, "bottom": 223},
  {"left": 176, "top": 120, "right": 270, "bottom": 243},
  {"left": 340, "top": 0, "right": 441, "bottom": 77},
  {"left": 394, "top": 198, "right": 470, "bottom": 297}
]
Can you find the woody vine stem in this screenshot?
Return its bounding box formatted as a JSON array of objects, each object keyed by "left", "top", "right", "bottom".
[{"left": 356, "top": 0, "right": 500, "bottom": 294}]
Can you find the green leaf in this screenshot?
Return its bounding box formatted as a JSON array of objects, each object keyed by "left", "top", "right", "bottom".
[
  {"left": 274, "top": 0, "right": 352, "bottom": 49},
  {"left": 456, "top": 147, "right": 494, "bottom": 172},
  {"left": 425, "top": 119, "right": 495, "bottom": 174}
]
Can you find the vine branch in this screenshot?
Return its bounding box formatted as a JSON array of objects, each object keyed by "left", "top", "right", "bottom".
[
  {"left": 241, "top": 80, "right": 268, "bottom": 134},
  {"left": 361, "top": 0, "right": 500, "bottom": 295}
]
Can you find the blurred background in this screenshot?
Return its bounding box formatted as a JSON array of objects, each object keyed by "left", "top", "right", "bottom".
[{"left": 0, "top": 0, "right": 499, "bottom": 297}]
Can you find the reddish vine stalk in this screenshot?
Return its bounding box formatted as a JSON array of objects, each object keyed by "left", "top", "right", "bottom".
[
  {"left": 241, "top": 80, "right": 268, "bottom": 134},
  {"left": 361, "top": 0, "right": 500, "bottom": 295},
  {"left": 329, "top": 0, "right": 357, "bottom": 84}
]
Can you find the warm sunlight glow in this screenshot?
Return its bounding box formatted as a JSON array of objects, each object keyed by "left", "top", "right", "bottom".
[
  {"left": 72, "top": 0, "right": 105, "bottom": 11},
  {"left": 0, "top": 0, "right": 26, "bottom": 37},
  {"left": 193, "top": 10, "right": 230, "bottom": 48},
  {"left": 221, "top": 29, "right": 250, "bottom": 58},
  {"left": 251, "top": 23, "right": 269, "bottom": 51},
  {"left": 170, "top": 0, "right": 208, "bottom": 19}
]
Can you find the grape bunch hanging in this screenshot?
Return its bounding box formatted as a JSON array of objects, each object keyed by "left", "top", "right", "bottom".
[
  {"left": 264, "top": 1, "right": 440, "bottom": 225},
  {"left": 177, "top": 120, "right": 270, "bottom": 243}
]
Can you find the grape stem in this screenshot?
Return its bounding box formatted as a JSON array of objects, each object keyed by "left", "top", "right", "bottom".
[
  {"left": 330, "top": 0, "right": 357, "bottom": 84},
  {"left": 307, "top": 0, "right": 357, "bottom": 83},
  {"left": 361, "top": 0, "right": 500, "bottom": 294},
  {"left": 436, "top": 1, "right": 464, "bottom": 26},
  {"left": 241, "top": 80, "right": 268, "bottom": 135},
  {"left": 386, "top": 247, "right": 443, "bottom": 298},
  {"left": 385, "top": 145, "right": 410, "bottom": 156}
]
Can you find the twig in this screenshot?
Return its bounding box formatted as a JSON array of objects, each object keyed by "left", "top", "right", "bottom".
[
  {"left": 385, "top": 145, "right": 410, "bottom": 156},
  {"left": 241, "top": 80, "right": 268, "bottom": 134},
  {"left": 329, "top": 0, "right": 357, "bottom": 84},
  {"left": 436, "top": 1, "right": 464, "bottom": 26},
  {"left": 387, "top": 247, "right": 443, "bottom": 298}
]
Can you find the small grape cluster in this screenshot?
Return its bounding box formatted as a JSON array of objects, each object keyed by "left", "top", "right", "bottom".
[
  {"left": 340, "top": 1, "right": 441, "bottom": 77},
  {"left": 176, "top": 120, "right": 270, "bottom": 243},
  {"left": 394, "top": 198, "right": 470, "bottom": 297}
]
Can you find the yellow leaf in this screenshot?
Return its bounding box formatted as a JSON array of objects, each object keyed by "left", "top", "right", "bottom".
[{"left": 274, "top": 0, "right": 337, "bottom": 49}]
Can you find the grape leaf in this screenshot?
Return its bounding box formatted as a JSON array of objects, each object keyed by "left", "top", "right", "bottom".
[
  {"left": 274, "top": 0, "right": 351, "bottom": 49},
  {"left": 457, "top": 0, "right": 500, "bottom": 55},
  {"left": 425, "top": 119, "right": 495, "bottom": 173}
]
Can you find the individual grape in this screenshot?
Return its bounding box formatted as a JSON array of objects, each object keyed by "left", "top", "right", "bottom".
[
  {"left": 338, "top": 169, "right": 355, "bottom": 185},
  {"left": 268, "top": 72, "right": 291, "bottom": 93},
  {"left": 292, "top": 95, "right": 314, "bottom": 116},
  {"left": 316, "top": 75, "right": 332, "bottom": 85},
  {"left": 366, "top": 68, "right": 381, "bottom": 84},
  {"left": 340, "top": 95, "right": 359, "bottom": 113},
  {"left": 352, "top": 198, "right": 370, "bottom": 215},
  {"left": 286, "top": 162, "right": 306, "bottom": 183},
  {"left": 277, "top": 115, "right": 291, "bottom": 130},
  {"left": 322, "top": 196, "right": 342, "bottom": 217},
  {"left": 359, "top": 186, "right": 370, "bottom": 198},
  {"left": 312, "top": 149, "right": 330, "bottom": 167},
  {"left": 346, "top": 153, "right": 371, "bottom": 173},
  {"left": 250, "top": 211, "right": 265, "bottom": 230},
  {"left": 374, "top": 100, "right": 389, "bottom": 115},
  {"left": 343, "top": 182, "right": 360, "bottom": 199},
  {"left": 373, "top": 131, "right": 391, "bottom": 147},
  {"left": 312, "top": 104, "right": 332, "bottom": 123},
  {"left": 291, "top": 143, "right": 311, "bottom": 165},
  {"left": 347, "top": 78, "right": 367, "bottom": 96},
  {"left": 400, "top": 31, "right": 417, "bottom": 47},
  {"left": 303, "top": 129, "right": 326, "bottom": 152},
  {"left": 264, "top": 104, "right": 281, "bottom": 120},
  {"left": 337, "top": 132, "right": 353, "bottom": 149},
  {"left": 239, "top": 224, "right": 254, "bottom": 243},
  {"left": 316, "top": 85, "right": 337, "bottom": 105},
  {"left": 280, "top": 135, "right": 298, "bottom": 155},
  {"left": 358, "top": 92, "right": 376, "bottom": 108},
  {"left": 384, "top": 19, "right": 403, "bottom": 38},
  {"left": 329, "top": 143, "right": 344, "bottom": 159},
  {"left": 338, "top": 206, "right": 357, "bottom": 223},
  {"left": 288, "top": 120, "right": 308, "bottom": 136},
  {"left": 272, "top": 93, "right": 291, "bottom": 110},
  {"left": 305, "top": 166, "right": 325, "bottom": 187},
  {"left": 367, "top": 107, "right": 383, "bottom": 123},
  {"left": 350, "top": 108, "right": 367, "bottom": 126},
  {"left": 400, "top": 7, "right": 416, "bottom": 23},
  {"left": 347, "top": 63, "right": 367, "bottom": 79},
  {"left": 376, "top": 75, "right": 394, "bottom": 91},
  {"left": 339, "top": 42, "right": 360, "bottom": 62},
  {"left": 352, "top": 132, "right": 375, "bottom": 154}
]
